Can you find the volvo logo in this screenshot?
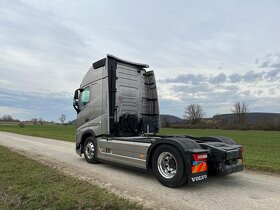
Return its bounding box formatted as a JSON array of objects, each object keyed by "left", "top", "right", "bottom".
[{"left": 191, "top": 175, "right": 207, "bottom": 182}]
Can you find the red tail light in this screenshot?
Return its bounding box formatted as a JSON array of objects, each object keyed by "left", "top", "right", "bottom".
[{"left": 192, "top": 153, "right": 207, "bottom": 162}]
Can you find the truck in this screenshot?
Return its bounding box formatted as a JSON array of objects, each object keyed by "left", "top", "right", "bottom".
[{"left": 73, "top": 54, "right": 244, "bottom": 188}]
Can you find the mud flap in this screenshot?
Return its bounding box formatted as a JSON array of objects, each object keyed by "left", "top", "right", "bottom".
[{"left": 189, "top": 171, "right": 208, "bottom": 183}]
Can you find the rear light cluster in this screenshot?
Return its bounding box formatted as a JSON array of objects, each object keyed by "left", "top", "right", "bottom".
[
  {"left": 192, "top": 153, "right": 208, "bottom": 174},
  {"left": 192, "top": 153, "right": 207, "bottom": 162}
]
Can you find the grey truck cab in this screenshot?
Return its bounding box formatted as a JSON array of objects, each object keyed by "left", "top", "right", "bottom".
[{"left": 73, "top": 55, "right": 243, "bottom": 188}]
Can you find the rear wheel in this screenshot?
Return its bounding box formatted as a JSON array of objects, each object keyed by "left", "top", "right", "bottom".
[
  {"left": 152, "top": 145, "right": 186, "bottom": 188},
  {"left": 84, "top": 137, "right": 99, "bottom": 164}
]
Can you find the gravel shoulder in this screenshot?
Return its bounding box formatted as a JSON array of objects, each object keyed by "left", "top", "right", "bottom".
[{"left": 0, "top": 131, "right": 279, "bottom": 210}]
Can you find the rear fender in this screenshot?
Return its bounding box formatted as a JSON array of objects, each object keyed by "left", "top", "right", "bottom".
[{"left": 146, "top": 137, "right": 206, "bottom": 174}]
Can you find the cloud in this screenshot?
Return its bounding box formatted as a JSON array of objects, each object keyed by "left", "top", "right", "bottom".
[
  {"left": 229, "top": 73, "right": 242, "bottom": 83},
  {"left": 157, "top": 67, "right": 280, "bottom": 117},
  {"left": 159, "top": 69, "right": 279, "bottom": 85},
  {"left": 258, "top": 53, "right": 280, "bottom": 69},
  {"left": 159, "top": 74, "right": 207, "bottom": 85},
  {"left": 243, "top": 71, "right": 264, "bottom": 82},
  {"left": 0, "top": 107, "right": 28, "bottom": 119},
  {"left": 266, "top": 68, "right": 280, "bottom": 81},
  {"left": 209, "top": 73, "right": 227, "bottom": 84},
  {"left": 0, "top": 88, "right": 75, "bottom": 121}
]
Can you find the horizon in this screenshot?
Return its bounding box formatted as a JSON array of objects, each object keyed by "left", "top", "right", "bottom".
[{"left": 2, "top": 112, "right": 280, "bottom": 123}]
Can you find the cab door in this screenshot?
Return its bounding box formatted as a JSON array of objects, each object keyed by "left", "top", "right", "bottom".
[{"left": 76, "top": 86, "right": 90, "bottom": 128}]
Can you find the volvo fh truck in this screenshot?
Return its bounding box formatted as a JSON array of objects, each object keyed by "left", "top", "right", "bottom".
[{"left": 73, "top": 54, "right": 243, "bottom": 188}]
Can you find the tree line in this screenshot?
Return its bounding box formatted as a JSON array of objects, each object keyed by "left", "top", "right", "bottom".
[
  {"left": 183, "top": 102, "right": 249, "bottom": 125},
  {"left": 162, "top": 102, "right": 280, "bottom": 131},
  {"left": 0, "top": 114, "right": 70, "bottom": 128}
]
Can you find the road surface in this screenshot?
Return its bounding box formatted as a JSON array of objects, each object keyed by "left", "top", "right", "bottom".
[{"left": 0, "top": 131, "right": 279, "bottom": 210}]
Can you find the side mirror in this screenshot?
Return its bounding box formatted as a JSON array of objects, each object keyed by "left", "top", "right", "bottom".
[
  {"left": 74, "top": 89, "right": 79, "bottom": 100},
  {"left": 73, "top": 89, "right": 81, "bottom": 113}
]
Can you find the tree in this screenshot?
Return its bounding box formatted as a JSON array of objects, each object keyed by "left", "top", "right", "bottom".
[
  {"left": 38, "top": 118, "right": 44, "bottom": 125},
  {"left": 1, "top": 115, "right": 14, "bottom": 122},
  {"left": 59, "top": 114, "right": 67, "bottom": 124},
  {"left": 184, "top": 104, "right": 204, "bottom": 124},
  {"left": 31, "top": 118, "right": 38, "bottom": 125},
  {"left": 161, "top": 117, "right": 170, "bottom": 128},
  {"left": 231, "top": 102, "right": 249, "bottom": 125}
]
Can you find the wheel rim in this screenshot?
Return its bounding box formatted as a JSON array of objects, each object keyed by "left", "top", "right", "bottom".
[
  {"left": 157, "top": 152, "right": 177, "bottom": 179},
  {"left": 85, "top": 142, "right": 95, "bottom": 159}
]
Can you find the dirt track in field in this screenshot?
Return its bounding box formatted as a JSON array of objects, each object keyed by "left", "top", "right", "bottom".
[{"left": 0, "top": 131, "right": 279, "bottom": 210}]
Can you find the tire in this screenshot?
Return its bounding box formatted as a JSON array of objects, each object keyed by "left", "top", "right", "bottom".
[
  {"left": 84, "top": 137, "right": 99, "bottom": 164},
  {"left": 152, "top": 145, "right": 187, "bottom": 188}
]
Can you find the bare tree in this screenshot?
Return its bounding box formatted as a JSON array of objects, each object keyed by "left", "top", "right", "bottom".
[
  {"left": 184, "top": 104, "right": 204, "bottom": 124},
  {"left": 161, "top": 117, "right": 170, "bottom": 128},
  {"left": 0, "top": 115, "right": 14, "bottom": 122},
  {"left": 31, "top": 118, "right": 38, "bottom": 125},
  {"left": 38, "top": 118, "right": 44, "bottom": 125},
  {"left": 231, "top": 102, "right": 249, "bottom": 125},
  {"left": 59, "top": 114, "right": 67, "bottom": 124}
]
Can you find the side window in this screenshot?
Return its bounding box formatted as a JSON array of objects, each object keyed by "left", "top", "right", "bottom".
[{"left": 79, "top": 86, "right": 90, "bottom": 109}]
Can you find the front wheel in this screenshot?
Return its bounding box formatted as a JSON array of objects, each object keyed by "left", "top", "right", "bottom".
[
  {"left": 152, "top": 145, "right": 187, "bottom": 188},
  {"left": 84, "top": 137, "right": 99, "bottom": 164}
]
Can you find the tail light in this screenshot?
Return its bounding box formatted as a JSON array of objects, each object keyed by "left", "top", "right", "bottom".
[
  {"left": 192, "top": 153, "right": 208, "bottom": 174},
  {"left": 192, "top": 153, "right": 207, "bottom": 162}
]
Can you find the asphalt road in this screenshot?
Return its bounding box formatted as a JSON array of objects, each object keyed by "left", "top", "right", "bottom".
[{"left": 0, "top": 131, "right": 279, "bottom": 210}]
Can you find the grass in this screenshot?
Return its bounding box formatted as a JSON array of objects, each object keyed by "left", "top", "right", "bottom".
[
  {"left": 0, "top": 124, "right": 279, "bottom": 172},
  {"left": 0, "top": 124, "right": 75, "bottom": 142},
  {"left": 0, "top": 145, "right": 144, "bottom": 210}
]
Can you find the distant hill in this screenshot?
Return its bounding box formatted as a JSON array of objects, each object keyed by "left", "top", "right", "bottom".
[
  {"left": 160, "top": 114, "right": 184, "bottom": 124},
  {"left": 214, "top": 112, "right": 280, "bottom": 124},
  {"left": 68, "top": 119, "right": 76, "bottom": 125}
]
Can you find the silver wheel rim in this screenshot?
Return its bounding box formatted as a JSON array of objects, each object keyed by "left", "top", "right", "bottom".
[
  {"left": 85, "top": 142, "right": 95, "bottom": 159},
  {"left": 157, "top": 152, "right": 177, "bottom": 179}
]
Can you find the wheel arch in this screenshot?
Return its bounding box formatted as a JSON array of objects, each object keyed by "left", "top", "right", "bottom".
[
  {"left": 80, "top": 130, "right": 96, "bottom": 152},
  {"left": 146, "top": 138, "right": 200, "bottom": 172}
]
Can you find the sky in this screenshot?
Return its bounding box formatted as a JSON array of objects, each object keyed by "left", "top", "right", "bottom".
[{"left": 0, "top": 0, "right": 280, "bottom": 121}]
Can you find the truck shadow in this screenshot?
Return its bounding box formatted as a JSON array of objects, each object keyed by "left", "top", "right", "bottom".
[
  {"left": 78, "top": 158, "right": 248, "bottom": 190},
  {"left": 78, "top": 157, "right": 154, "bottom": 179},
  {"left": 180, "top": 174, "right": 246, "bottom": 191}
]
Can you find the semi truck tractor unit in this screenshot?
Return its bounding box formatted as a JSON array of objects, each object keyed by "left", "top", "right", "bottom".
[{"left": 73, "top": 54, "right": 244, "bottom": 188}]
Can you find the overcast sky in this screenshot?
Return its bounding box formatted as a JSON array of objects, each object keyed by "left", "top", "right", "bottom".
[{"left": 0, "top": 0, "right": 279, "bottom": 121}]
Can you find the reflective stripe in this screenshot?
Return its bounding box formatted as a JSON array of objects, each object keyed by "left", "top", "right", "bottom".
[
  {"left": 192, "top": 162, "right": 207, "bottom": 174},
  {"left": 197, "top": 162, "right": 203, "bottom": 172}
]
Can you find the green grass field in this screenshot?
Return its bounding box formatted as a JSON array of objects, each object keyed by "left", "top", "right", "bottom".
[
  {"left": 0, "top": 124, "right": 75, "bottom": 141},
  {"left": 0, "top": 145, "right": 144, "bottom": 210},
  {"left": 0, "top": 124, "right": 279, "bottom": 172}
]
